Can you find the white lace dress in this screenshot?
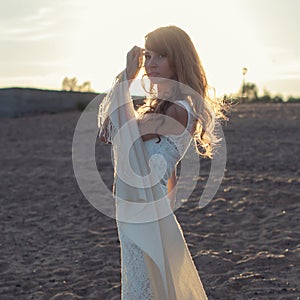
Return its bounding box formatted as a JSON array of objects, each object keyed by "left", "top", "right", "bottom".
[{"left": 116, "top": 100, "right": 196, "bottom": 299}]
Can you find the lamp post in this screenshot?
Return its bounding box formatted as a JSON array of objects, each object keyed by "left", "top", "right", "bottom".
[{"left": 242, "top": 67, "right": 248, "bottom": 98}]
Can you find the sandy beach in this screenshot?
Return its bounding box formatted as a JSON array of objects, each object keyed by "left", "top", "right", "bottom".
[{"left": 0, "top": 103, "right": 299, "bottom": 299}]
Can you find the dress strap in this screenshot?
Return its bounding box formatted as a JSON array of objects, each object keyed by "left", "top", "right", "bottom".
[{"left": 174, "top": 100, "right": 195, "bottom": 133}]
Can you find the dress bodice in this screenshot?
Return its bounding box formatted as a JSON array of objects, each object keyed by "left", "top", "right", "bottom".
[{"left": 143, "top": 100, "right": 195, "bottom": 187}]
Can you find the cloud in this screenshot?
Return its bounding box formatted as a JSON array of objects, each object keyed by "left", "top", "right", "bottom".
[
  {"left": 0, "top": 0, "right": 82, "bottom": 34},
  {"left": 0, "top": 0, "right": 83, "bottom": 61}
]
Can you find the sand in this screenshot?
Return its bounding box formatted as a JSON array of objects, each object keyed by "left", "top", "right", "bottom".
[{"left": 0, "top": 103, "right": 299, "bottom": 299}]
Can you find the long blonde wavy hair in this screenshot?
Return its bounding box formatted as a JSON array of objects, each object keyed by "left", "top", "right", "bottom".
[{"left": 138, "top": 25, "right": 226, "bottom": 158}]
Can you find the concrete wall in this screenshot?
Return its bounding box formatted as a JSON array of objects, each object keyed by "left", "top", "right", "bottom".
[{"left": 0, "top": 88, "right": 103, "bottom": 118}]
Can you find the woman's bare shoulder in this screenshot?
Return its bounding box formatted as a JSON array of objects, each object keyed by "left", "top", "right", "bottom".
[{"left": 166, "top": 102, "right": 188, "bottom": 128}]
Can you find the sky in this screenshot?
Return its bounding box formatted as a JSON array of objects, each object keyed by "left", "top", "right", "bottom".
[{"left": 0, "top": 0, "right": 299, "bottom": 99}]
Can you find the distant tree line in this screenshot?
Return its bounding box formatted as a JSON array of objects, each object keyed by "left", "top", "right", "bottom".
[
  {"left": 224, "top": 82, "right": 300, "bottom": 103},
  {"left": 61, "top": 76, "right": 299, "bottom": 103},
  {"left": 61, "top": 77, "right": 94, "bottom": 92}
]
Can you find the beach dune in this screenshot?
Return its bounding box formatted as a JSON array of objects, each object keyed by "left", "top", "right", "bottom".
[{"left": 0, "top": 102, "right": 299, "bottom": 299}]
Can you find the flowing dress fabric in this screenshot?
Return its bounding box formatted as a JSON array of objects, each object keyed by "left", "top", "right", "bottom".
[{"left": 98, "top": 71, "right": 208, "bottom": 300}]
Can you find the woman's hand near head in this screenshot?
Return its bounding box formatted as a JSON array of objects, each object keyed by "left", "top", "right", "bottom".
[{"left": 126, "top": 46, "right": 144, "bottom": 81}]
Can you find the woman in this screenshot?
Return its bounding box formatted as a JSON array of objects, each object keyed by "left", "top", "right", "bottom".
[{"left": 98, "top": 25, "right": 225, "bottom": 300}]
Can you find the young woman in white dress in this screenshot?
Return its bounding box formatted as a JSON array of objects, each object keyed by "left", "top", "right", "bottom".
[{"left": 98, "top": 25, "right": 225, "bottom": 300}]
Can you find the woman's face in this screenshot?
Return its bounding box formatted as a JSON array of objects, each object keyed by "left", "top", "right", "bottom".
[{"left": 144, "top": 49, "right": 176, "bottom": 83}]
